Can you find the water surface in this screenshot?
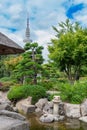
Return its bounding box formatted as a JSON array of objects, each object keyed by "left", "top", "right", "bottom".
[{"left": 27, "top": 114, "right": 87, "bottom": 130}]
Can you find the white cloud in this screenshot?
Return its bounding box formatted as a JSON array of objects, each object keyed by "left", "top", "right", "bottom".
[
  {"left": 34, "top": 29, "right": 55, "bottom": 60},
  {"left": 73, "top": 0, "right": 87, "bottom": 4},
  {"left": 0, "top": 0, "right": 87, "bottom": 60},
  {"left": 8, "top": 4, "right": 22, "bottom": 16},
  {"left": 35, "top": 30, "right": 54, "bottom": 45}
]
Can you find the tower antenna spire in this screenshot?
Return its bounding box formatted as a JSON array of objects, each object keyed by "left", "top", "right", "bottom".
[{"left": 23, "top": 12, "right": 32, "bottom": 43}]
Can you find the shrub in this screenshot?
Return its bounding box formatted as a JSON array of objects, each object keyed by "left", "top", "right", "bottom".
[
  {"left": 57, "top": 78, "right": 68, "bottom": 83},
  {"left": 38, "top": 80, "right": 54, "bottom": 90},
  {"left": 7, "top": 86, "right": 25, "bottom": 101},
  {"left": 0, "top": 77, "right": 12, "bottom": 82},
  {"left": 7, "top": 85, "right": 46, "bottom": 104},
  {"left": 0, "top": 82, "right": 11, "bottom": 91},
  {"left": 0, "top": 77, "right": 15, "bottom": 91},
  {"left": 60, "top": 82, "right": 87, "bottom": 104}
]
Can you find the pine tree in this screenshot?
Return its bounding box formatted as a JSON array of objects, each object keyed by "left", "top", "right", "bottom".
[{"left": 14, "top": 42, "right": 44, "bottom": 84}]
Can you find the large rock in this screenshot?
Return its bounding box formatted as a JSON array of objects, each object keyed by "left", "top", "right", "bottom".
[
  {"left": 64, "top": 103, "right": 81, "bottom": 118},
  {"left": 0, "top": 94, "right": 13, "bottom": 112},
  {"left": 0, "top": 110, "right": 26, "bottom": 121},
  {"left": 39, "top": 114, "right": 65, "bottom": 123},
  {"left": 43, "top": 101, "right": 53, "bottom": 114},
  {"left": 79, "top": 116, "right": 87, "bottom": 123},
  {"left": 0, "top": 110, "right": 29, "bottom": 130},
  {"left": 35, "top": 98, "right": 48, "bottom": 110},
  {"left": 0, "top": 103, "right": 13, "bottom": 111},
  {"left": 59, "top": 102, "right": 65, "bottom": 115},
  {"left": 54, "top": 115, "right": 65, "bottom": 121},
  {"left": 39, "top": 114, "right": 54, "bottom": 123},
  {"left": 0, "top": 116, "right": 29, "bottom": 130},
  {"left": 81, "top": 99, "right": 87, "bottom": 116},
  {"left": 0, "top": 91, "right": 10, "bottom": 103},
  {"left": 16, "top": 97, "right": 35, "bottom": 114}
]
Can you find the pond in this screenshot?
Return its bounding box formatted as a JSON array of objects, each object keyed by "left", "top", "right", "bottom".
[{"left": 27, "top": 114, "right": 87, "bottom": 130}]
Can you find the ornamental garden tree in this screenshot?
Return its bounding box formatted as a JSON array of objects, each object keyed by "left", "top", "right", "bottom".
[
  {"left": 14, "top": 42, "right": 44, "bottom": 84},
  {"left": 48, "top": 19, "right": 87, "bottom": 83}
]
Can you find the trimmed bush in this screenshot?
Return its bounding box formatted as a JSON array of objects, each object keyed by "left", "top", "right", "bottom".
[{"left": 7, "top": 85, "right": 46, "bottom": 104}]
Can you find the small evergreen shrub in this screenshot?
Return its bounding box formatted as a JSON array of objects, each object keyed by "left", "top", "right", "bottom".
[{"left": 7, "top": 85, "right": 46, "bottom": 104}]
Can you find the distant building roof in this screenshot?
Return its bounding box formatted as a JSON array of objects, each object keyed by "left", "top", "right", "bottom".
[{"left": 0, "top": 32, "right": 24, "bottom": 55}]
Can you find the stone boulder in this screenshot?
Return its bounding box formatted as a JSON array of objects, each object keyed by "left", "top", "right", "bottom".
[
  {"left": 0, "top": 103, "right": 13, "bottom": 111},
  {"left": 43, "top": 101, "right": 53, "bottom": 114},
  {"left": 64, "top": 103, "right": 81, "bottom": 118},
  {"left": 79, "top": 116, "right": 87, "bottom": 123},
  {"left": 0, "top": 110, "right": 26, "bottom": 121},
  {"left": 81, "top": 99, "right": 87, "bottom": 116},
  {"left": 0, "top": 99, "right": 11, "bottom": 105},
  {"left": 0, "top": 110, "right": 29, "bottom": 130},
  {"left": 35, "top": 98, "right": 48, "bottom": 110},
  {"left": 39, "top": 114, "right": 65, "bottom": 123},
  {"left": 59, "top": 102, "right": 65, "bottom": 115},
  {"left": 0, "top": 91, "right": 10, "bottom": 103},
  {"left": 0, "top": 95, "right": 14, "bottom": 112},
  {"left": 54, "top": 115, "right": 65, "bottom": 121},
  {"left": 39, "top": 114, "right": 54, "bottom": 123},
  {"left": 16, "top": 97, "right": 35, "bottom": 114}
]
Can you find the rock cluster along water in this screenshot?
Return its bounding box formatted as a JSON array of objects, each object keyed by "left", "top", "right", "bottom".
[
  {"left": 35, "top": 97, "right": 87, "bottom": 123},
  {"left": 0, "top": 92, "right": 29, "bottom": 130},
  {"left": 1, "top": 91, "right": 87, "bottom": 125}
]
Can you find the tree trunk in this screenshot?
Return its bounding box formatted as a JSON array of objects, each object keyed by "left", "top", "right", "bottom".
[{"left": 33, "top": 74, "right": 37, "bottom": 84}]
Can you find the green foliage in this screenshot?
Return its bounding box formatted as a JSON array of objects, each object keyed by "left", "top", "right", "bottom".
[
  {"left": 0, "top": 77, "right": 15, "bottom": 92},
  {"left": 48, "top": 93, "right": 60, "bottom": 101},
  {"left": 13, "top": 42, "right": 44, "bottom": 84},
  {"left": 7, "top": 85, "right": 46, "bottom": 104},
  {"left": 48, "top": 19, "right": 87, "bottom": 83},
  {"left": 59, "top": 82, "right": 87, "bottom": 104},
  {"left": 39, "top": 80, "right": 54, "bottom": 90},
  {"left": 42, "top": 62, "right": 60, "bottom": 79},
  {"left": 0, "top": 82, "right": 11, "bottom": 91},
  {"left": 0, "top": 55, "right": 10, "bottom": 78},
  {"left": 0, "top": 77, "right": 12, "bottom": 82}
]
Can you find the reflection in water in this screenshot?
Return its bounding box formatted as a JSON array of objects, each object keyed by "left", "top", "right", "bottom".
[{"left": 27, "top": 114, "right": 87, "bottom": 130}]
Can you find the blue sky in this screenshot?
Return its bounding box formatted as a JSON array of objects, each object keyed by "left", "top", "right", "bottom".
[{"left": 0, "top": 0, "right": 87, "bottom": 59}]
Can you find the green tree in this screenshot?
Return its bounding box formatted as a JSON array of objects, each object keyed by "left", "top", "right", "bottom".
[
  {"left": 14, "top": 42, "right": 44, "bottom": 84},
  {"left": 48, "top": 19, "right": 87, "bottom": 83},
  {"left": 4, "top": 55, "right": 22, "bottom": 77},
  {"left": 0, "top": 55, "right": 10, "bottom": 78},
  {"left": 42, "top": 62, "right": 60, "bottom": 79}
]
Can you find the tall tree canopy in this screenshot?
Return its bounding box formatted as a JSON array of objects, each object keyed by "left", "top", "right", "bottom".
[
  {"left": 48, "top": 19, "right": 87, "bottom": 83},
  {"left": 14, "top": 42, "right": 44, "bottom": 84}
]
